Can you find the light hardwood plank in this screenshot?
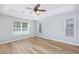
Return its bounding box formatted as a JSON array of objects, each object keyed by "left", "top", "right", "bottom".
[{"left": 0, "top": 36, "right": 79, "bottom": 54}]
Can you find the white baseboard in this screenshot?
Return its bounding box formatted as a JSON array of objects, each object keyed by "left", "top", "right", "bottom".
[
  {"left": 0, "top": 35, "right": 35, "bottom": 45},
  {"left": 0, "top": 34, "right": 79, "bottom": 46},
  {"left": 38, "top": 35, "right": 79, "bottom": 46}
]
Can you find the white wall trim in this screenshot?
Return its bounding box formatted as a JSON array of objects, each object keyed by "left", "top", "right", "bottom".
[
  {"left": 37, "top": 35, "right": 79, "bottom": 46},
  {"left": 0, "top": 35, "right": 79, "bottom": 46},
  {"left": 0, "top": 35, "right": 35, "bottom": 45}
]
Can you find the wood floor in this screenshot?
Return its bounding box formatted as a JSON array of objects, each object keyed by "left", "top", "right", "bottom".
[{"left": 0, "top": 36, "right": 79, "bottom": 54}]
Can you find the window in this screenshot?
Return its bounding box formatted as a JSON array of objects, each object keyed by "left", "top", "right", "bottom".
[
  {"left": 13, "top": 21, "right": 29, "bottom": 34},
  {"left": 64, "top": 17, "right": 76, "bottom": 40},
  {"left": 65, "top": 18, "right": 75, "bottom": 37},
  {"left": 22, "top": 22, "right": 28, "bottom": 31},
  {"left": 13, "top": 21, "right": 21, "bottom": 32}
]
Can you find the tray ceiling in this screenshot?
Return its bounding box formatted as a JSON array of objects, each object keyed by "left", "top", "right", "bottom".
[{"left": 0, "top": 4, "right": 77, "bottom": 20}]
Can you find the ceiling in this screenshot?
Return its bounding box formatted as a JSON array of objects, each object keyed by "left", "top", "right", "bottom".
[{"left": 0, "top": 4, "right": 78, "bottom": 20}]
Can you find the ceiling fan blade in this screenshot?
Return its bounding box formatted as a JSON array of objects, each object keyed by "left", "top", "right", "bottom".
[
  {"left": 34, "top": 4, "right": 40, "bottom": 10},
  {"left": 38, "top": 9, "right": 46, "bottom": 12},
  {"left": 26, "top": 7, "right": 33, "bottom": 10}
]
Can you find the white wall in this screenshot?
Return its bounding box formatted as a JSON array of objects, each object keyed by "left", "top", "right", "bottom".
[
  {"left": 36, "top": 11, "right": 79, "bottom": 45},
  {"left": 0, "top": 9, "right": 79, "bottom": 46},
  {"left": 0, "top": 5, "right": 4, "bottom": 12},
  {"left": 0, "top": 14, "right": 36, "bottom": 43}
]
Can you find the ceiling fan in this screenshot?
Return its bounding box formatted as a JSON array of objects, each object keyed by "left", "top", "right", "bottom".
[{"left": 25, "top": 4, "right": 46, "bottom": 15}]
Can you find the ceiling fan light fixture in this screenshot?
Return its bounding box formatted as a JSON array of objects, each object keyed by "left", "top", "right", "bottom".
[
  {"left": 37, "top": 11, "right": 41, "bottom": 15},
  {"left": 25, "top": 4, "right": 46, "bottom": 15},
  {"left": 32, "top": 11, "right": 41, "bottom": 15}
]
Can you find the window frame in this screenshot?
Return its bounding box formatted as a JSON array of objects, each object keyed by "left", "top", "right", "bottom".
[{"left": 12, "top": 21, "right": 29, "bottom": 34}]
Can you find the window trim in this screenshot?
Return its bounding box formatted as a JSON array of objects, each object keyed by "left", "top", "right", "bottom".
[{"left": 12, "top": 21, "right": 29, "bottom": 35}]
